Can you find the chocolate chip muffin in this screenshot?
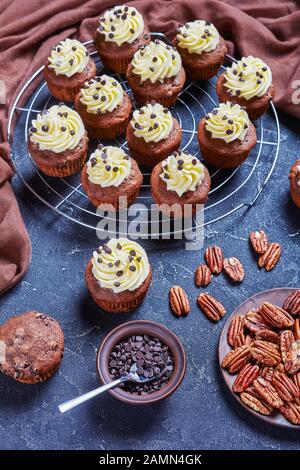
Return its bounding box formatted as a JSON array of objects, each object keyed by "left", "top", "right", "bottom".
[{"left": 0, "top": 311, "right": 64, "bottom": 384}]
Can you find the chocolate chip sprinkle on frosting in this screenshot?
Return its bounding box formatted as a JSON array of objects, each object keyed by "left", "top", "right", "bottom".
[
  {"left": 80, "top": 75, "right": 123, "bottom": 114},
  {"left": 160, "top": 151, "right": 205, "bottom": 196},
  {"left": 87, "top": 146, "right": 131, "bottom": 187},
  {"left": 131, "top": 102, "right": 173, "bottom": 143},
  {"left": 98, "top": 5, "right": 144, "bottom": 46},
  {"left": 92, "top": 238, "right": 150, "bottom": 293},
  {"left": 205, "top": 102, "right": 250, "bottom": 143}
]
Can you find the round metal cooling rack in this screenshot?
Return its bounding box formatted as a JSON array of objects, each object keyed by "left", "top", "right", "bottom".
[{"left": 8, "top": 33, "right": 281, "bottom": 237}]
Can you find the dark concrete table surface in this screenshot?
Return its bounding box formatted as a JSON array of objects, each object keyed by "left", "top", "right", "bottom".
[{"left": 0, "top": 110, "right": 299, "bottom": 450}]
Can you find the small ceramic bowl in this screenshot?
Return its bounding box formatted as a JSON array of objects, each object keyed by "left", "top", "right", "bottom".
[{"left": 97, "top": 320, "right": 186, "bottom": 405}]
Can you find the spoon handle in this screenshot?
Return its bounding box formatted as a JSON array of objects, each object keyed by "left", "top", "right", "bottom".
[{"left": 58, "top": 377, "right": 126, "bottom": 413}]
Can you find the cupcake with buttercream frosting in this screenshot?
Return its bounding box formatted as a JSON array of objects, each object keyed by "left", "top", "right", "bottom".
[
  {"left": 151, "top": 151, "right": 211, "bottom": 218},
  {"left": 74, "top": 75, "right": 132, "bottom": 139},
  {"left": 126, "top": 102, "right": 182, "bottom": 167},
  {"left": 216, "top": 56, "right": 275, "bottom": 119},
  {"left": 85, "top": 238, "right": 152, "bottom": 313},
  {"left": 173, "top": 20, "right": 227, "bottom": 80},
  {"left": 28, "top": 104, "right": 88, "bottom": 177},
  {"left": 197, "top": 102, "right": 257, "bottom": 168},
  {"left": 94, "top": 5, "right": 150, "bottom": 74},
  {"left": 81, "top": 145, "right": 143, "bottom": 209},
  {"left": 44, "top": 38, "right": 96, "bottom": 102},
  {"left": 127, "top": 40, "right": 186, "bottom": 107}
]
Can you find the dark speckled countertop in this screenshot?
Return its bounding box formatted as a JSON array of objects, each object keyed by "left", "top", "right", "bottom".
[{"left": 0, "top": 110, "right": 299, "bottom": 450}]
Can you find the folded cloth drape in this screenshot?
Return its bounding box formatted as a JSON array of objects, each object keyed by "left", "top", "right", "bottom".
[{"left": 0, "top": 0, "right": 299, "bottom": 294}]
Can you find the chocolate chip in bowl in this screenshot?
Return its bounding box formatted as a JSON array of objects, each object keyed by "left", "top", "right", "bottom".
[{"left": 97, "top": 320, "right": 186, "bottom": 405}]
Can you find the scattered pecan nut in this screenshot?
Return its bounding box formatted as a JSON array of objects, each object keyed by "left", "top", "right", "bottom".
[
  {"left": 259, "top": 302, "right": 294, "bottom": 329},
  {"left": 283, "top": 290, "right": 300, "bottom": 316},
  {"left": 280, "top": 330, "right": 295, "bottom": 363},
  {"left": 232, "top": 363, "right": 260, "bottom": 393},
  {"left": 249, "top": 230, "right": 268, "bottom": 254},
  {"left": 169, "top": 286, "right": 190, "bottom": 318},
  {"left": 284, "top": 340, "right": 300, "bottom": 374},
  {"left": 252, "top": 377, "right": 283, "bottom": 409},
  {"left": 197, "top": 293, "right": 226, "bottom": 322},
  {"left": 244, "top": 309, "right": 273, "bottom": 333},
  {"left": 240, "top": 388, "right": 273, "bottom": 415},
  {"left": 250, "top": 340, "right": 281, "bottom": 366},
  {"left": 293, "top": 372, "right": 300, "bottom": 390},
  {"left": 195, "top": 264, "right": 212, "bottom": 287},
  {"left": 272, "top": 370, "right": 300, "bottom": 402},
  {"left": 294, "top": 318, "right": 300, "bottom": 341},
  {"left": 258, "top": 242, "right": 281, "bottom": 271},
  {"left": 223, "top": 257, "right": 245, "bottom": 283},
  {"left": 221, "top": 345, "right": 251, "bottom": 374},
  {"left": 204, "top": 246, "right": 224, "bottom": 274},
  {"left": 280, "top": 402, "right": 300, "bottom": 425},
  {"left": 255, "top": 329, "right": 279, "bottom": 344},
  {"left": 227, "top": 315, "right": 245, "bottom": 347}
]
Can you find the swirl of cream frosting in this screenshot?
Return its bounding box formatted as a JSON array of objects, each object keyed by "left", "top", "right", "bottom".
[
  {"left": 48, "top": 39, "right": 89, "bottom": 77},
  {"left": 160, "top": 151, "right": 205, "bottom": 197},
  {"left": 79, "top": 75, "right": 123, "bottom": 114},
  {"left": 92, "top": 238, "right": 150, "bottom": 294},
  {"left": 177, "top": 20, "right": 220, "bottom": 54},
  {"left": 131, "top": 40, "right": 182, "bottom": 83},
  {"left": 223, "top": 56, "right": 272, "bottom": 101},
  {"left": 29, "top": 105, "right": 85, "bottom": 153},
  {"left": 98, "top": 5, "right": 144, "bottom": 46},
  {"left": 87, "top": 145, "right": 131, "bottom": 187},
  {"left": 205, "top": 102, "right": 250, "bottom": 143},
  {"left": 130, "top": 103, "right": 173, "bottom": 143}
]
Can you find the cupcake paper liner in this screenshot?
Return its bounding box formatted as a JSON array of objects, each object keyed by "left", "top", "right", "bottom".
[
  {"left": 185, "top": 60, "right": 223, "bottom": 81},
  {"left": 37, "top": 152, "right": 86, "bottom": 177},
  {"left": 100, "top": 54, "right": 131, "bottom": 75},
  {"left": 199, "top": 142, "right": 250, "bottom": 169},
  {"left": 86, "top": 117, "right": 130, "bottom": 140},
  {"left": 85, "top": 186, "right": 141, "bottom": 210}
]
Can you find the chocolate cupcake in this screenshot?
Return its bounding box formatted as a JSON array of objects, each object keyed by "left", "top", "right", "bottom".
[
  {"left": 126, "top": 102, "right": 182, "bottom": 167},
  {"left": 28, "top": 104, "right": 88, "bottom": 177},
  {"left": 127, "top": 40, "right": 186, "bottom": 107},
  {"left": 173, "top": 20, "right": 227, "bottom": 81},
  {"left": 81, "top": 145, "right": 143, "bottom": 209},
  {"left": 44, "top": 38, "right": 96, "bottom": 102},
  {"left": 151, "top": 151, "right": 211, "bottom": 218},
  {"left": 74, "top": 75, "right": 132, "bottom": 139},
  {"left": 0, "top": 311, "right": 64, "bottom": 384},
  {"left": 198, "top": 102, "right": 257, "bottom": 169},
  {"left": 94, "top": 5, "right": 150, "bottom": 74},
  {"left": 216, "top": 56, "right": 275, "bottom": 120},
  {"left": 85, "top": 238, "right": 152, "bottom": 313},
  {"left": 289, "top": 160, "right": 300, "bottom": 208}
]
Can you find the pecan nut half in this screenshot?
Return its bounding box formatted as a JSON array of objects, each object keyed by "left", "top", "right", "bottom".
[
  {"left": 233, "top": 364, "right": 260, "bottom": 393},
  {"left": 197, "top": 293, "right": 226, "bottom": 322},
  {"left": 240, "top": 388, "right": 273, "bottom": 415},
  {"left": 252, "top": 377, "right": 284, "bottom": 408},
  {"left": 250, "top": 340, "right": 281, "bottom": 366},
  {"left": 204, "top": 246, "right": 224, "bottom": 274},
  {"left": 272, "top": 370, "right": 300, "bottom": 402},
  {"left": 261, "top": 366, "right": 275, "bottom": 382},
  {"left": 280, "top": 330, "right": 295, "bottom": 363},
  {"left": 244, "top": 309, "right": 273, "bottom": 333},
  {"left": 258, "top": 242, "right": 281, "bottom": 271},
  {"left": 169, "top": 286, "right": 190, "bottom": 318},
  {"left": 294, "top": 372, "right": 300, "bottom": 390},
  {"left": 223, "top": 257, "right": 245, "bottom": 283},
  {"left": 284, "top": 340, "right": 300, "bottom": 374},
  {"left": 227, "top": 315, "right": 245, "bottom": 347},
  {"left": 295, "top": 318, "right": 300, "bottom": 341},
  {"left": 259, "top": 302, "right": 294, "bottom": 329},
  {"left": 280, "top": 402, "right": 300, "bottom": 425},
  {"left": 221, "top": 345, "right": 251, "bottom": 374},
  {"left": 255, "top": 329, "right": 279, "bottom": 344},
  {"left": 283, "top": 290, "right": 300, "bottom": 316},
  {"left": 195, "top": 264, "right": 212, "bottom": 287},
  {"left": 249, "top": 230, "right": 268, "bottom": 254}
]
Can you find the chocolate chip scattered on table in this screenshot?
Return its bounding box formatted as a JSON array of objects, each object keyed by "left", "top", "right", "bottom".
[{"left": 108, "top": 334, "right": 174, "bottom": 395}]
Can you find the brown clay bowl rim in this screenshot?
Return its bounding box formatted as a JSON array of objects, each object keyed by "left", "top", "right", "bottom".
[
  {"left": 219, "top": 287, "right": 300, "bottom": 430},
  {"left": 96, "top": 320, "right": 186, "bottom": 405}
]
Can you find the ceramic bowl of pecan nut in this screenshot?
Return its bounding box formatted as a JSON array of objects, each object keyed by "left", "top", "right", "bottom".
[{"left": 219, "top": 287, "right": 300, "bottom": 428}]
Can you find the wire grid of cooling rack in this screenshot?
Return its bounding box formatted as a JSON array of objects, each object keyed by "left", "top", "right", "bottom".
[{"left": 7, "top": 33, "right": 280, "bottom": 237}]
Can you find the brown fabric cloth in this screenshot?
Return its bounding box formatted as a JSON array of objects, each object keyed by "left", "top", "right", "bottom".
[{"left": 0, "top": 0, "right": 299, "bottom": 294}]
